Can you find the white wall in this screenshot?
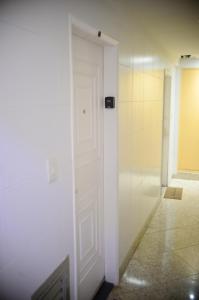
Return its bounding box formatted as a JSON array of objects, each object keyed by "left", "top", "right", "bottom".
[
  {"left": 118, "top": 61, "right": 165, "bottom": 266},
  {"left": 0, "top": 2, "right": 75, "bottom": 299},
  {"left": 0, "top": 1, "right": 169, "bottom": 299}
]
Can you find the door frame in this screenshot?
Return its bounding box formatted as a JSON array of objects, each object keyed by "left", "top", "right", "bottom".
[
  {"left": 168, "top": 64, "right": 199, "bottom": 179},
  {"left": 167, "top": 67, "right": 181, "bottom": 181},
  {"left": 161, "top": 69, "right": 172, "bottom": 187},
  {"left": 161, "top": 67, "right": 181, "bottom": 186},
  {"left": 68, "top": 15, "right": 119, "bottom": 299}
]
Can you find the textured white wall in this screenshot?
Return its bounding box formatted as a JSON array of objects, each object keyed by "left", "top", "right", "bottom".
[{"left": 0, "top": 0, "right": 168, "bottom": 299}]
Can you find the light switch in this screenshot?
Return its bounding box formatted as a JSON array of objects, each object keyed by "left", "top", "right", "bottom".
[{"left": 46, "top": 158, "right": 58, "bottom": 183}]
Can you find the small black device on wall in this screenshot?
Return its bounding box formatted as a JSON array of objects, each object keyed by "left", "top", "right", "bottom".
[{"left": 105, "top": 96, "right": 115, "bottom": 109}]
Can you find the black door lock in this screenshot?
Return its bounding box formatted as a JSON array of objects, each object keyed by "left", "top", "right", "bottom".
[{"left": 105, "top": 97, "right": 115, "bottom": 109}]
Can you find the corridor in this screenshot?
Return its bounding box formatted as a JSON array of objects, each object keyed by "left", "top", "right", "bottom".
[
  {"left": 109, "top": 179, "right": 199, "bottom": 299},
  {"left": 2, "top": 1, "right": 199, "bottom": 299}
]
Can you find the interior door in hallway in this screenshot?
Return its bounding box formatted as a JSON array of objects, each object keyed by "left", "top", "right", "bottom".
[{"left": 72, "top": 34, "right": 104, "bottom": 300}]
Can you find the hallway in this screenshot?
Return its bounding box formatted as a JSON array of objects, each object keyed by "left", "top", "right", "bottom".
[
  {"left": 2, "top": 1, "right": 199, "bottom": 299},
  {"left": 108, "top": 179, "right": 199, "bottom": 299}
]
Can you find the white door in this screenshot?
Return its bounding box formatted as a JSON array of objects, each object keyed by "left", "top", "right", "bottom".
[{"left": 72, "top": 34, "right": 104, "bottom": 300}]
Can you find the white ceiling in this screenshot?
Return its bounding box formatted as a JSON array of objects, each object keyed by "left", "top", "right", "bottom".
[{"left": 129, "top": 0, "right": 199, "bottom": 62}]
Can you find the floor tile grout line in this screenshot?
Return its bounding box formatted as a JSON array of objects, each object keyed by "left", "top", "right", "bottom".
[
  {"left": 145, "top": 225, "right": 199, "bottom": 235},
  {"left": 173, "top": 251, "right": 199, "bottom": 275},
  {"left": 147, "top": 223, "right": 199, "bottom": 233}
]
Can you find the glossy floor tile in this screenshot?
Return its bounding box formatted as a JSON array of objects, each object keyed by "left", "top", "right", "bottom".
[
  {"left": 108, "top": 179, "right": 199, "bottom": 300},
  {"left": 174, "top": 244, "right": 199, "bottom": 273}
]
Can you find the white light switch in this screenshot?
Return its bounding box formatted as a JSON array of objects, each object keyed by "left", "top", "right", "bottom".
[{"left": 46, "top": 158, "right": 58, "bottom": 183}]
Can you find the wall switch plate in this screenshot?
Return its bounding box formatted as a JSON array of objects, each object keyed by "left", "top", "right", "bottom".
[{"left": 46, "top": 158, "right": 58, "bottom": 183}]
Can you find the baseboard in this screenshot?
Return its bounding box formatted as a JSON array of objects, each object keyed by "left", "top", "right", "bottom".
[
  {"left": 173, "top": 171, "right": 199, "bottom": 181},
  {"left": 119, "top": 197, "right": 161, "bottom": 279}
]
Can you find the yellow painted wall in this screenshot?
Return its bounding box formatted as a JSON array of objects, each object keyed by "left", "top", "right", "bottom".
[{"left": 178, "top": 69, "right": 199, "bottom": 171}]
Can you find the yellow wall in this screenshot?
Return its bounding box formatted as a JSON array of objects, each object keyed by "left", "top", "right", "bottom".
[{"left": 178, "top": 69, "right": 199, "bottom": 171}]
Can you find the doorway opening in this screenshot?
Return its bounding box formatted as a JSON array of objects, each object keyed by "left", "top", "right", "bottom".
[
  {"left": 177, "top": 68, "right": 199, "bottom": 179},
  {"left": 167, "top": 62, "right": 199, "bottom": 183}
]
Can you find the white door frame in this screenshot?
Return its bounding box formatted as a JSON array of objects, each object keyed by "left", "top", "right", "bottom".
[
  {"left": 68, "top": 15, "right": 119, "bottom": 299},
  {"left": 161, "top": 69, "right": 172, "bottom": 187},
  {"left": 167, "top": 67, "right": 181, "bottom": 182}
]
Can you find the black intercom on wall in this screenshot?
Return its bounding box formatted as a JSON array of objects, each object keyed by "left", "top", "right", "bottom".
[{"left": 105, "top": 96, "right": 115, "bottom": 109}]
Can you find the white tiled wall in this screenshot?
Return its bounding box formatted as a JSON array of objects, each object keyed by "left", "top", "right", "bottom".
[{"left": 119, "top": 61, "right": 164, "bottom": 265}]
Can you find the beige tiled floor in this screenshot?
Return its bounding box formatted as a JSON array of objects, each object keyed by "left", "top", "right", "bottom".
[{"left": 108, "top": 179, "right": 199, "bottom": 299}]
